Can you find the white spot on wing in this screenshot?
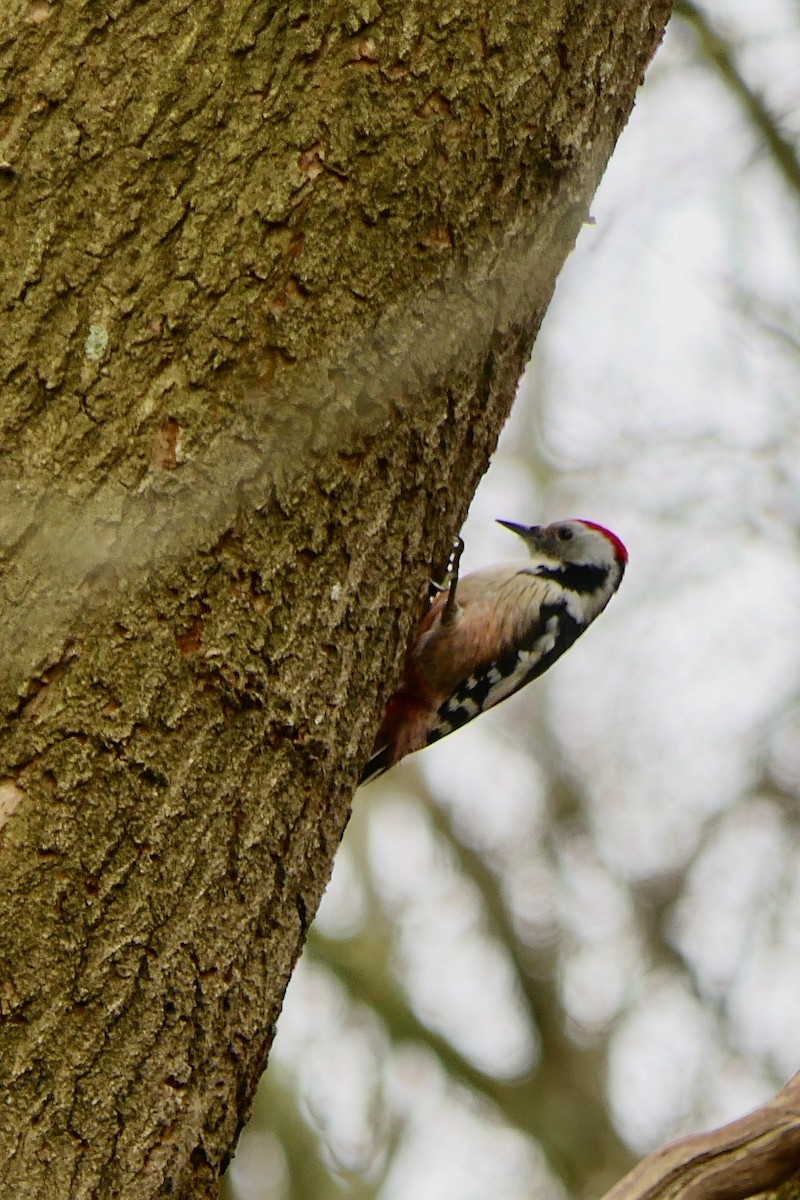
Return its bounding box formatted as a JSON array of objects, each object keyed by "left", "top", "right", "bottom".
[{"left": 479, "top": 618, "right": 562, "bottom": 709}]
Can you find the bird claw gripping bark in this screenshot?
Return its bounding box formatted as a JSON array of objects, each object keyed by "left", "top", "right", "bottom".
[
  {"left": 428, "top": 536, "right": 465, "bottom": 599},
  {"left": 440, "top": 536, "right": 465, "bottom": 625}
]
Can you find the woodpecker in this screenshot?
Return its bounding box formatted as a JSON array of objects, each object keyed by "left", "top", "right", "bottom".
[{"left": 360, "top": 518, "right": 627, "bottom": 783}]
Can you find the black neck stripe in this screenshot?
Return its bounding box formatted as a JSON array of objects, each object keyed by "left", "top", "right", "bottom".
[{"left": 534, "top": 562, "right": 610, "bottom": 594}]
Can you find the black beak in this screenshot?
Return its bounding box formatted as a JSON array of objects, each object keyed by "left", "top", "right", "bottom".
[{"left": 496, "top": 519, "right": 539, "bottom": 539}]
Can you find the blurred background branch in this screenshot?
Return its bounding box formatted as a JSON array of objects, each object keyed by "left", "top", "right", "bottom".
[{"left": 676, "top": 1, "right": 800, "bottom": 199}]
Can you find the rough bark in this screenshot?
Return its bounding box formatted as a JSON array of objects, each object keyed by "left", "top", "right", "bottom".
[{"left": 0, "top": 1, "right": 674, "bottom": 1197}]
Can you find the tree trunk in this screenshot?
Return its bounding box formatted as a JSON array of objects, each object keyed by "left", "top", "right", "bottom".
[{"left": 0, "top": 1, "right": 674, "bottom": 1196}]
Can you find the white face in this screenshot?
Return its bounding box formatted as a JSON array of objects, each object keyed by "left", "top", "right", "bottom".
[
  {"left": 536, "top": 519, "right": 617, "bottom": 567},
  {"left": 520, "top": 519, "right": 620, "bottom": 570}
]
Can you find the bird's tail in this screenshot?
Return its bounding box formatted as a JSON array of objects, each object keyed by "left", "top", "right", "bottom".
[
  {"left": 358, "top": 686, "right": 433, "bottom": 785},
  {"left": 359, "top": 742, "right": 392, "bottom": 785}
]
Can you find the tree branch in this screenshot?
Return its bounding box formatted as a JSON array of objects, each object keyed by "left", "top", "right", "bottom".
[
  {"left": 603, "top": 1073, "right": 800, "bottom": 1200},
  {"left": 676, "top": 1, "right": 800, "bottom": 200}
]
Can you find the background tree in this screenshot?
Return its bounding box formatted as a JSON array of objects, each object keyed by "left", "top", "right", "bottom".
[{"left": 0, "top": 2, "right": 674, "bottom": 1198}]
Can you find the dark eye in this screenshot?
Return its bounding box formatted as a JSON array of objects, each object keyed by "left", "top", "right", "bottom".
[{"left": 557, "top": 527, "right": 574, "bottom": 541}]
